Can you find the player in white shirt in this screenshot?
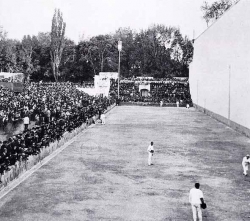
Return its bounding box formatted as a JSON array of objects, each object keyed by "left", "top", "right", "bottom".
[
  {"left": 100, "top": 113, "right": 106, "bottom": 125},
  {"left": 189, "top": 183, "right": 205, "bottom": 221},
  {"left": 147, "top": 142, "right": 154, "bottom": 166},
  {"left": 242, "top": 154, "right": 250, "bottom": 176}
]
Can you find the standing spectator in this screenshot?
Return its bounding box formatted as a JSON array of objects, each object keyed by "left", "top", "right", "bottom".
[
  {"left": 46, "top": 108, "right": 51, "bottom": 123},
  {"left": 147, "top": 141, "right": 154, "bottom": 166},
  {"left": 100, "top": 113, "right": 106, "bottom": 125},
  {"left": 160, "top": 100, "right": 163, "bottom": 107},
  {"left": 242, "top": 154, "right": 250, "bottom": 176},
  {"left": 189, "top": 183, "right": 205, "bottom": 221},
  {"left": 23, "top": 115, "right": 30, "bottom": 131},
  {"left": 116, "top": 98, "right": 120, "bottom": 106},
  {"left": 98, "top": 108, "right": 102, "bottom": 119},
  {"left": 176, "top": 100, "right": 180, "bottom": 107},
  {"left": 35, "top": 114, "right": 40, "bottom": 125}
]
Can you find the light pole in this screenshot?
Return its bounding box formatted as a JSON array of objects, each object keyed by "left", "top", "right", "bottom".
[{"left": 118, "top": 40, "right": 122, "bottom": 99}]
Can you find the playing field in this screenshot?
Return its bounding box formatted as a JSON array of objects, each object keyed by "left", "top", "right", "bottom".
[{"left": 0, "top": 106, "right": 250, "bottom": 221}]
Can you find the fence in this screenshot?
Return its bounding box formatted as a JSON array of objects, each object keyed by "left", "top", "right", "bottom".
[{"left": 0, "top": 104, "right": 116, "bottom": 189}]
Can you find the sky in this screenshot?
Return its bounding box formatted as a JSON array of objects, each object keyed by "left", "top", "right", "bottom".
[{"left": 0, "top": 0, "right": 217, "bottom": 43}]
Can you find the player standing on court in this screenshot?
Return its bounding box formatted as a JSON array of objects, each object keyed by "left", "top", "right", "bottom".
[
  {"left": 242, "top": 154, "right": 250, "bottom": 176},
  {"left": 147, "top": 142, "right": 154, "bottom": 166},
  {"left": 189, "top": 183, "right": 205, "bottom": 221}
]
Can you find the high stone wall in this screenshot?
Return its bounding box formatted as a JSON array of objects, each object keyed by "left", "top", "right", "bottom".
[{"left": 189, "top": 0, "right": 250, "bottom": 132}]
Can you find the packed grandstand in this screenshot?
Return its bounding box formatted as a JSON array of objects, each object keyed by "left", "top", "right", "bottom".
[
  {"left": 0, "top": 76, "right": 192, "bottom": 181},
  {"left": 0, "top": 81, "right": 114, "bottom": 176},
  {"left": 109, "top": 78, "right": 192, "bottom": 105}
]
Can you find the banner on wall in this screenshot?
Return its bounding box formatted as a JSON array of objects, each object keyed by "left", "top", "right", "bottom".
[
  {"left": 139, "top": 84, "right": 150, "bottom": 92},
  {"left": 94, "top": 73, "right": 113, "bottom": 97}
]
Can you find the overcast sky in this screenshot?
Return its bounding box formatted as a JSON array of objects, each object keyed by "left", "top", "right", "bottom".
[{"left": 0, "top": 0, "right": 217, "bottom": 43}]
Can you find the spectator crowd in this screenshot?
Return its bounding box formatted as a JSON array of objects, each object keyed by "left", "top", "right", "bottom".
[
  {"left": 0, "top": 82, "right": 114, "bottom": 176},
  {"left": 0, "top": 77, "right": 192, "bottom": 179},
  {"left": 109, "top": 78, "right": 192, "bottom": 106}
]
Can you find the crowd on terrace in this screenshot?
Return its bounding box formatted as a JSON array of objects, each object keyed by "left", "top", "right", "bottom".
[
  {"left": 0, "top": 82, "right": 113, "bottom": 176},
  {"left": 109, "top": 78, "right": 192, "bottom": 105},
  {"left": 120, "top": 76, "right": 188, "bottom": 82}
]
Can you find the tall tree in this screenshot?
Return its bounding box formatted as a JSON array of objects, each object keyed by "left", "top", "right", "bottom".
[
  {"left": 50, "top": 9, "right": 66, "bottom": 82},
  {"left": 114, "top": 27, "right": 137, "bottom": 78},
  {"left": 201, "top": 0, "right": 240, "bottom": 26},
  {"left": 32, "top": 32, "right": 52, "bottom": 81},
  {"left": 0, "top": 26, "right": 7, "bottom": 41},
  {"left": 0, "top": 26, "right": 7, "bottom": 72},
  {"left": 0, "top": 39, "right": 19, "bottom": 73},
  {"left": 76, "top": 41, "right": 94, "bottom": 81},
  {"left": 60, "top": 38, "right": 76, "bottom": 81},
  {"left": 85, "top": 35, "right": 114, "bottom": 75},
  {"left": 17, "top": 35, "right": 39, "bottom": 80},
  {"left": 132, "top": 25, "right": 192, "bottom": 78},
  {"left": 143, "top": 25, "right": 174, "bottom": 77}
]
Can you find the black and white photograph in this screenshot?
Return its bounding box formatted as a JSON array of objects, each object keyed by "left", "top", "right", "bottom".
[{"left": 0, "top": 0, "right": 249, "bottom": 220}]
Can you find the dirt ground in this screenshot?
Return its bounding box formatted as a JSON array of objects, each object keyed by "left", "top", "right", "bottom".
[{"left": 1, "top": 106, "right": 250, "bottom": 221}]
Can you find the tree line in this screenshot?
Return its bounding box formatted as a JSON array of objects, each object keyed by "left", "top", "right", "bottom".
[
  {"left": 0, "top": 10, "right": 194, "bottom": 82},
  {"left": 1, "top": 0, "right": 238, "bottom": 83}
]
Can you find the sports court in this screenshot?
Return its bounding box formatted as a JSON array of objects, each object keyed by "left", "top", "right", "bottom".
[{"left": 0, "top": 106, "right": 250, "bottom": 221}]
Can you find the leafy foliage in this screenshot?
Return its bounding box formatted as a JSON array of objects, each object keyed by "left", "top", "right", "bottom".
[
  {"left": 0, "top": 39, "right": 19, "bottom": 73},
  {"left": 201, "top": 0, "right": 240, "bottom": 26},
  {"left": 50, "top": 9, "right": 66, "bottom": 82},
  {"left": 0, "top": 23, "right": 193, "bottom": 81}
]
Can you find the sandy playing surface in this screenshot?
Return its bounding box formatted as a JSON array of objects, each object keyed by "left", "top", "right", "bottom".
[{"left": 0, "top": 106, "right": 250, "bottom": 221}]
